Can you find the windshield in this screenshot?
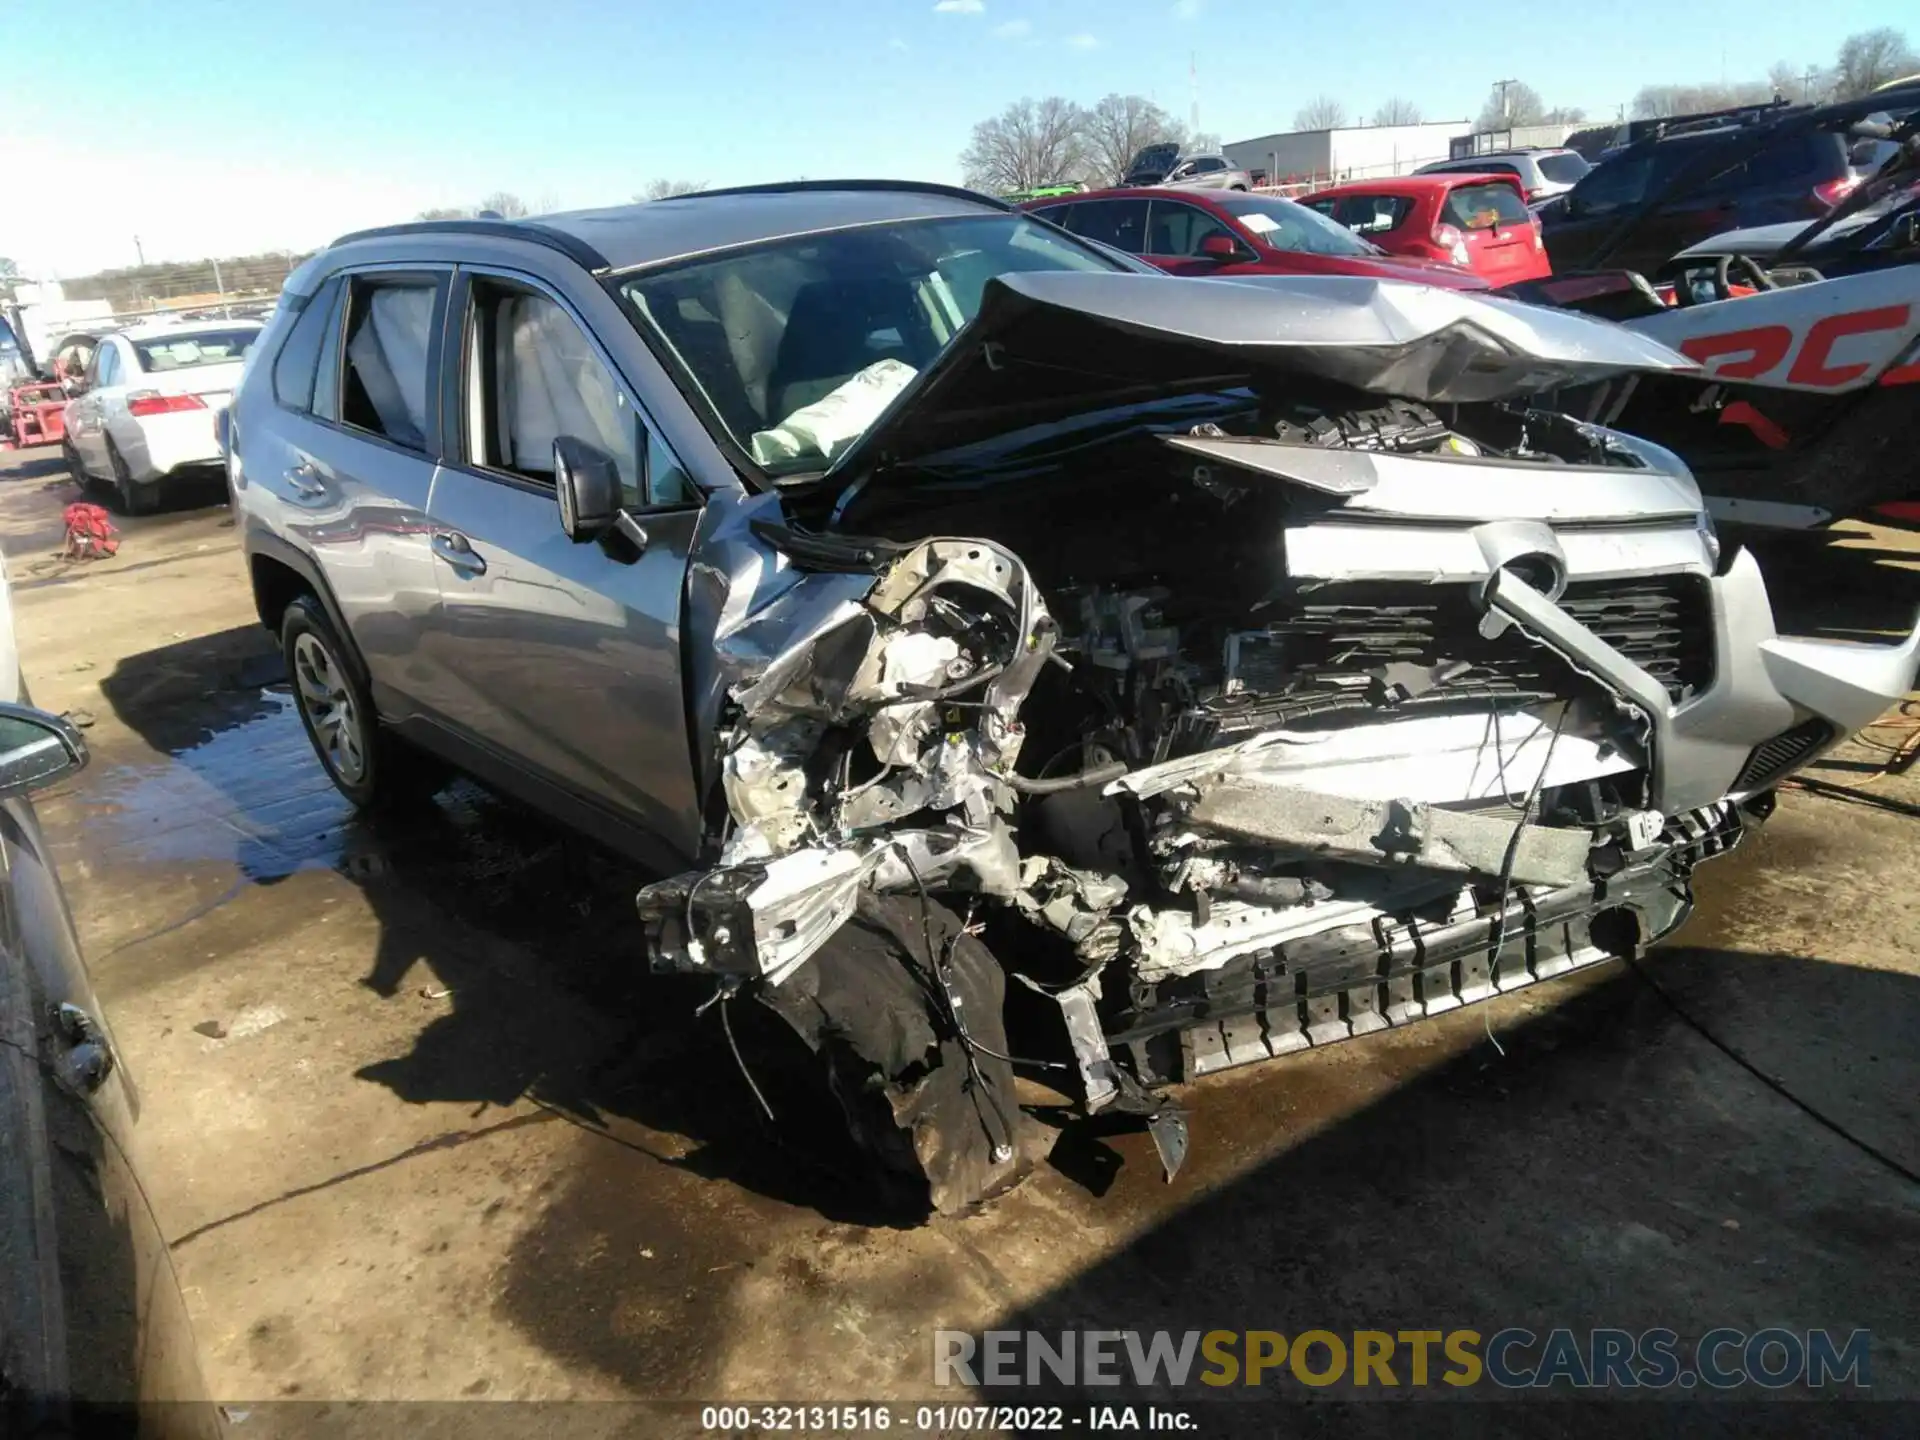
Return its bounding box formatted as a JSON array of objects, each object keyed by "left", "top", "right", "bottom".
[
  {"left": 620, "top": 212, "right": 1123, "bottom": 478},
  {"left": 1536, "top": 152, "right": 1591, "bottom": 184},
  {"left": 1212, "top": 193, "right": 1383, "bottom": 256},
  {"left": 130, "top": 328, "right": 259, "bottom": 372}
]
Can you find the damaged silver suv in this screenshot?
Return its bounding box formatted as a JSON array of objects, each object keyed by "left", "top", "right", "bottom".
[{"left": 228, "top": 181, "right": 1920, "bottom": 1214}]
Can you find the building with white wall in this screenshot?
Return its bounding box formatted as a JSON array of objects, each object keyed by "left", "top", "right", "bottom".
[{"left": 1223, "top": 120, "right": 1473, "bottom": 185}]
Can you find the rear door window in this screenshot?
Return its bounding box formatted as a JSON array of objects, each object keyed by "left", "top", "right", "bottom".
[
  {"left": 1444, "top": 182, "right": 1532, "bottom": 229},
  {"left": 340, "top": 277, "right": 446, "bottom": 452},
  {"left": 272, "top": 277, "right": 344, "bottom": 413},
  {"left": 1066, "top": 198, "right": 1150, "bottom": 253}
]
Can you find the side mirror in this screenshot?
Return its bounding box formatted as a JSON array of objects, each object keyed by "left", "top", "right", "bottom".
[
  {"left": 553, "top": 435, "right": 620, "bottom": 542},
  {"left": 0, "top": 704, "right": 89, "bottom": 797},
  {"left": 1199, "top": 233, "right": 1241, "bottom": 261}
]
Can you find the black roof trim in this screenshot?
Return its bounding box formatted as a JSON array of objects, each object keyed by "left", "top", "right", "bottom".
[
  {"left": 326, "top": 219, "right": 611, "bottom": 272},
  {"left": 668, "top": 178, "right": 1014, "bottom": 212}
]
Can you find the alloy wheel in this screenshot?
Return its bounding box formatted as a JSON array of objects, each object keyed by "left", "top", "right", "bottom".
[{"left": 291, "top": 632, "right": 367, "bottom": 785}]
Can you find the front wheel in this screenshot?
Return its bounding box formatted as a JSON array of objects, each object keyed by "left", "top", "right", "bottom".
[{"left": 280, "top": 596, "right": 445, "bottom": 809}]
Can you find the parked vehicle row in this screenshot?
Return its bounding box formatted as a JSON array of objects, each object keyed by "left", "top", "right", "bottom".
[{"left": 1022, "top": 186, "right": 1500, "bottom": 286}]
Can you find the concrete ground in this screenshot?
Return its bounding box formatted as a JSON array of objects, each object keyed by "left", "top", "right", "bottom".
[{"left": 4, "top": 446, "right": 1918, "bottom": 1432}]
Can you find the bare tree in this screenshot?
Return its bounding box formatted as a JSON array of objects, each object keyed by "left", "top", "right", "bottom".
[
  {"left": 1371, "top": 98, "right": 1422, "bottom": 126},
  {"left": 1084, "top": 93, "right": 1183, "bottom": 184},
  {"left": 639, "top": 178, "right": 708, "bottom": 200},
  {"left": 1476, "top": 81, "right": 1544, "bottom": 129},
  {"left": 1631, "top": 81, "right": 1770, "bottom": 119},
  {"left": 1834, "top": 27, "right": 1918, "bottom": 99},
  {"left": 1294, "top": 96, "right": 1348, "bottom": 131},
  {"left": 1766, "top": 61, "right": 1810, "bottom": 102},
  {"left": 414, "top": 206, "right": 475, "bottom": 221},
  {"left": 478, "top": 191, "right": 531, "bottom": 219},
  {"left": 959, "top": 96, "right": 1091, "bottom": 193}
]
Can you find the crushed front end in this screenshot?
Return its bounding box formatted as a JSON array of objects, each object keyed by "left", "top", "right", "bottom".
[{"left": 639, "top": 273, "right": 1920, "bottom": 1212}]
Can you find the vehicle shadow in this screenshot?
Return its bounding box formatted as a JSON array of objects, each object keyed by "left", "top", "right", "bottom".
[
  {"left": 92, "top": 624, "right": 916, "bottom": 1229},
  {"left": 986, "top": 942, "right": 1920, "bottom": 1430},
  {"left": 1730, "top": 525, "right": 1920, "bottom": 642}
]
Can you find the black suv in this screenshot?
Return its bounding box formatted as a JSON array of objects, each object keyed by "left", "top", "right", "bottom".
[{"left": 1540, "top": 123, "right": 1864, "bottom": 275}]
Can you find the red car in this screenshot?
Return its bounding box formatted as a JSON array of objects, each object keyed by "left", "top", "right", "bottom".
[
  {"left": 1300, "top": 174, "right": 1552, "bottom": 285},
  {"left": 1022, "top": 187, "right": 1490, "bottom": 290}
]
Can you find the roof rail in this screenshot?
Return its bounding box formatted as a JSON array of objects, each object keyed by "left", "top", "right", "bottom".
[
  {"left": 664, "top": 178, "right": 1015, "bottom": 213},
  {"left": 326, "top": 219, "right": 610, "bottom": 271}
]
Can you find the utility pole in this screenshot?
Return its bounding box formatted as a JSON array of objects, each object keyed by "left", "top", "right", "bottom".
[
  {"left": 1492, "top": 78, "right": 1518, "bottom": 133},
  {"left": 133, "top": 234, "right": 145, "bottom": 266},
  {"left": 1802, "top": 66, "right": 1818, "bottom": 103},
  {"left": 1189, "top": 51, "right": 1199, "bottom": 141}
]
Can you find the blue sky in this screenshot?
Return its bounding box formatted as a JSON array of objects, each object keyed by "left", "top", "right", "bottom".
[{"left": 0, "top": 0, "right": 1894, "bottom": 277}]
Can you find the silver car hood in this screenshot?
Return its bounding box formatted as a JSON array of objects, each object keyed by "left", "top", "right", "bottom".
[{"left": 818, "top": 271, "right": 1698, "bottom": 484}]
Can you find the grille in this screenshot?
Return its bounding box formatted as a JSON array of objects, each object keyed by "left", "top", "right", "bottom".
[
  {"left": 1732, "top": 718, "right": 1836, "bottom": 792},
  {"left": 1267, "top": 575, "right": 1715, "bottom": 708}
]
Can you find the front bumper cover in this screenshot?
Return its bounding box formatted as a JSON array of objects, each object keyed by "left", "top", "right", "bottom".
[{"left": 1479, "top": 543, "right": 1920, "bottom": 815}]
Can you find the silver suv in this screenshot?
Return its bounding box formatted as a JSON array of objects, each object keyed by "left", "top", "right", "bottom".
[
  {"left": 227, "top": 181, "right": 1920, "bottom": 1214},
  {"left": 1415, "top": 147, "right": 1592, "bottom": 202}
]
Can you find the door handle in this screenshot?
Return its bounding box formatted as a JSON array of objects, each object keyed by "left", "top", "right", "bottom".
[
  {"left": 431, "top": 531, "right": 487, "bottom": 576},
  {"left": 285, "top": 463, "right": 325, "bottom": 498}
]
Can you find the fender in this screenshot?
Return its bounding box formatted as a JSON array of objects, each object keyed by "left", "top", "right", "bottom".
[{"left": 242, "top": 525, "right": 370, "bottom": 684}]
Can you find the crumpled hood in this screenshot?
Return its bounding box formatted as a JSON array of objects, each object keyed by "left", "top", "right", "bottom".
[{"left": 816, "top": 270, "right": 1698, "bottom": 485}]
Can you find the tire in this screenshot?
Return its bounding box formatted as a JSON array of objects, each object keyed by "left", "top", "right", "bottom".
[
  {"left": 752, "top": 892, "right": 1028, "bottom": 1216},
  {"left": 105, "top": 438, "right": 159, "bottom": 516},
  {"left": 61, "top": 437, "right": 89, "bottom": 487},
  {"left": 281, "top": 595, "right": 439, "bottom": 809}
]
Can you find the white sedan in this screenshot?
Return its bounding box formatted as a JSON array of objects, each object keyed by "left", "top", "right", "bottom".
[{"left": 62, "top": 321, "right": 263, "bottom": 514}]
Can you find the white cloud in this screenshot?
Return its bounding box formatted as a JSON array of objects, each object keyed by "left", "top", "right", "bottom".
[
  {"left": 1173, "top": 0, "right": 1203, "bottom": 18},
  {"left": 933, "top": 0, "right": 984, "bottom": 13},
  {"left": 888, "top": 36, "right": 910, "bottom": 50},
  {"left": 1066, "top": 32, "right": 1100, "bottom": 49},
  {"left": 993, "top": 18, "right": 1031, "bottom": 37}
]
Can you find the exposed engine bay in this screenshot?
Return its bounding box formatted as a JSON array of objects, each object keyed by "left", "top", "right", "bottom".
[{"left": 637, "top": 273, "right": 1920, "bottom": 1215}]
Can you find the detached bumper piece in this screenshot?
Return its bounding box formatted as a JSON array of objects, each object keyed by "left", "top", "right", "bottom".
[{"left": 1113, "top": 803, "right": 1745, "bottom": 1084}]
